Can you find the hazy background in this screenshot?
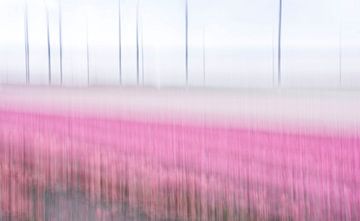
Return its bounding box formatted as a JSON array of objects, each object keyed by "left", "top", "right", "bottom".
[{"left": 0, "top": 0, "right": 359, "bottom": 88}]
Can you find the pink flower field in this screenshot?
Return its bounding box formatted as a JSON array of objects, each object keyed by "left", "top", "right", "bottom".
[{"left": 0, "top": 87, "right": 359, "bottom": 221}]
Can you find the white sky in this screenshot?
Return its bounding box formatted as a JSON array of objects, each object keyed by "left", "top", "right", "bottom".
[{"left": 0, "top": 0, "right": 359, "bottom": 88}]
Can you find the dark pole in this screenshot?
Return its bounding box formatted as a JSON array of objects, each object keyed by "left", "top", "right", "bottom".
[
  {"left": 185, "top": 0, "right": 189, "bottom": 86},
  {"left": 339, "top": 22, "right": 342, "bottom": 87},
  {"left": 24, "top": 0, "right": 30, "bottom": 85},
  {"left": 277, "top": 0, "right": 282, "bottom": 86},
  {"left": 136, "top": 0, "right": 140, "bottom": 85},
  {"left": 141, "top": 20, "right": 145, "bottom": 85},
  {"left": 118, "top": 0, "right": 122, "bottom": 84},
  {"left": 59, "top": 0, "right": 63, "bottom": 86},
  {"left": 202, "top": 27, "right": 206, "bottom": 86},
  {"left": 86, "top": 16, "right": 90, "bottom": 86},
  {"left": 45, "top": 2, "right": 51, "bottom": 85}
]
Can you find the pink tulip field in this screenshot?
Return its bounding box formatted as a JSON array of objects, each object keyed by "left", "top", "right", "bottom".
[{"left": 0, "top": 88, "right": 359, "bottom": 221}]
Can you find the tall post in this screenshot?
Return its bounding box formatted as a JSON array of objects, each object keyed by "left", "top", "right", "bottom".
[
  {"left": 86, "top": 14, "right": 90, "bottom": 86},
  {"left": 136, "top": 0, "right": 140, "bottom": 85},
  {"left": 339, "top": 8, "right": 342, "bottom": 87},
  {"left": 118, "top": 0, "right": 122, "bottom": 84},
  {"left": 24, "top": 0, "right": 30, "bottom": 85},
  {"left": 141, "top": 19, "right": 145, "bottom": 85},
  {"left": 185, "top": 0, "right": 189, "bottom": 86},
  {"left": 45, "top": 1, "right": 52, "bottom": 85},
  {"left": 59, "top": 0, "right": 63, "bottom": 86},
  {"left": 202, "top": 27, "right": 206, "bottom": 86},
  {"left": 277, "top": 0, "right": 282, "bottom": 86}
]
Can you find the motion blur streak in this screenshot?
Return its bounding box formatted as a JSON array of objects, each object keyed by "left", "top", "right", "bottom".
[{"left": 0, "top": 87, "right": 359, "bottom": 221}]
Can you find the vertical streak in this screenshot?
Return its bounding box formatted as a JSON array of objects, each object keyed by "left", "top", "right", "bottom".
[
  {"left": 45, "top": 2, "right": 51, "bottom": 85},
  {"left": 339, "top": 14, "right": 342, "bottom": 87},
  {"left": 272, "top": 3, "right": 276, "bottom": 87},
  {"left": 185, "top": 0, "right": 189, "bottom": 86},
  {"left": 59, "top": 0, "right": 63, "bottom": 86},
  {"left": 136, "top": 0, "right": 140, "bottom": 85},
  {"left": 202, "top": 28, "right": 206, "bottom": 86},
  {"left": 24, "top": 0, "right": 30, "bottom": 85},
  {"left": 141, "top": 19, "right": 145, "bottom": 85},
  {"left": 277, "top": 0, "right": 282, "bottom": 86},
  {"left": 272, "top": 29, "right": 275, "bottom": 87},
  {"left": 118, "top": 0, "right": 122, "bottom": 84},
  {"left": 86, "top": 15, "right": 90, "bottom": 86}
]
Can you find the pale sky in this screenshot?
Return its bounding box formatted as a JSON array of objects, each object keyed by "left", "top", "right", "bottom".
[{"left": 0, "top": 0, "right": 359, "bottom": 88}]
